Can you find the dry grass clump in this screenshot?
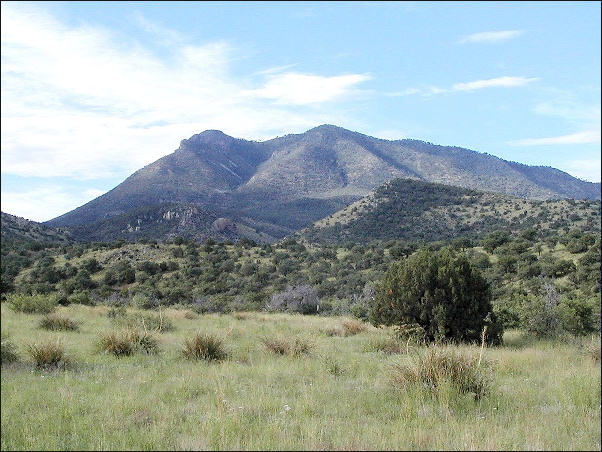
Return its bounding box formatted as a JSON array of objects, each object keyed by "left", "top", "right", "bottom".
[
  {"left": 27, "top": 339, "right": 70, "bottom": 369},
  {"left": 391, "top": 346, "right": 492, "bottom": 399},
  {"left": 341, "top": 318, "right": 370, "bottom": 335},
  {"left": 97, "top": 330, "right": 159, "bottom": 357},
  {"left": 232, "top": 312, "right": 250, "bottom": 320},
  {"left": 1, "top": 333, "right": 19, "bottom": 364},
  {"left": 365, "top": 335, "right": 405, "bottom": 354},
  {"left": 109, "top": 308, "right": 174, "bottom": 333},
  {"left": 183, "top": 310, "right": 198, "bottom": 320},
  {"left": 583, "top": 336, "right": 600, "bottom": 362},
  {"left": 39, "top": 314, "right": 79, "bottom": 331},
  {"left": 321, "top": 325, "right": 346, "bottom": 337},
  {"left": 322, "top": 318, "right": 371, "bottom": 337},
  {"left": 182, "top": 333, "right": 228, "bottom": 361},
  {"left": 262, "top": 336, "right": 313, "bottom": 357}
]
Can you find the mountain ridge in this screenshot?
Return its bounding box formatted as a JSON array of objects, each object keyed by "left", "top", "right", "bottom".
[{"left": 44, "top": 125, "right": 601, "bottom": 242}]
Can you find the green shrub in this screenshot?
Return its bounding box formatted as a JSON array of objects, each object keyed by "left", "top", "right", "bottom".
[
  {"left": 1, "top": 333, "right": 19, "bottom": 364},
  {"left": 182, "top": 333, "right": 228, "bottom": 361},
  {"left": 370, "top": 248, "right": 503, "bottom": 345},
  {"left": 391, "top": 346, "right": 492, "bottom": 399},
  {"left": 7, "top": 293, "right": 58, "bottom": 314},
  {"left": 67, "top": 290, "right": 93, "bottom": 306},
  {"left": 39, "top": 314, "right": 79, "bottom": 331},
  {"left": 97, "top": 330, "right": 159, "bottom": 357},
  {"left": 27, "top": 340, "right": 70, "bottom": 369}
]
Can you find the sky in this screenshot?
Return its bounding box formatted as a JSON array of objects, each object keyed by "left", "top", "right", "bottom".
[{"left": 1, "top": 1, "right": 600, "bottom": 222}]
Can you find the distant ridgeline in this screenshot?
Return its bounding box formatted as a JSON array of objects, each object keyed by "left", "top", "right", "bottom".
[
  {"left": 300, "top": 178, "right": 601, "bottom": 244},
  {"left": 40, "top": 125, "right": 600, "bottom": 243}
]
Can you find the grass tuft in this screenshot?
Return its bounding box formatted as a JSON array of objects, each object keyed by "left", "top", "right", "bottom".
[
  {"left": 182, "top": 333, "right": 228, "bottom": 361},
  {"left": 97, "top": 330, "right": 159, "bottom": 357},
  {"left": 1, "top": 333, "right": 19, "bottom": 364},
  {"left": 39, "top": 314, "right": 79, "bottom": 331},
  {"left": 341, "top": 318, "right": 370, "bottom": 335},
  {"left": 27, "top": 339, "right": 69, "bottom": 369},
  {"left": 391, "top": 345, "right": 492, "bottom": 399},
  {"left": 262, "top": 336, "right": 313, "bottom": 357}
]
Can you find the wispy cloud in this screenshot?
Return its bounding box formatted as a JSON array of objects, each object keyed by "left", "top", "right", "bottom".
[
  {"left": 0, "top": 3, "right": 369, "bottom": 182},
  {"left": 389, "top": 76, "right": 539, "bottom": 97},
  {"left": 509, "top": 130, "right": 601, "bottom": 146},
  {"left": 248, "top": 73, "right": 371, "bottom": 105},
  {"left": 452, "top": 76, "right": 539, "bottom": 91},
  {"left": 460, "top": 30, "right": 524, "bottom": 43},
  {"left": 564, "top": 158, "right": 602, "bottom": 183}
]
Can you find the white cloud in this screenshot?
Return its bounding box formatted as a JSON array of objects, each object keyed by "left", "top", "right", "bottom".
[
  {"left": 0, "top": 3, "right": 367, "bottom": 182},
  {"left": 509, "top": 130, "right": 601, "bottom": 146},
  {"left": 460, "top": 30, "right": 524, "bottom": 43},
  {"left": 394, "top": 76, "right": 538, "bottom": 97},
  {"left": 1, "top": 186, "right": 110, "bottom": 222},
  {"left": 564, "top": 159, "right": 602, "bottom": 183},
  {"left": 247, "top": 72, "right": 371, "bottom": 105},
  {"left": 452, "top": 76, "right": 539, "bottom": 91}
]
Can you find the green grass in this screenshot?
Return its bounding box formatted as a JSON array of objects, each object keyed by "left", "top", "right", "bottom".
[{"left": 1, "top": 303, "right": 600, "bottom": 450}]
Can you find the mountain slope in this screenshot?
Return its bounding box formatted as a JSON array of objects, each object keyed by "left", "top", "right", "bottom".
[
  {"left": 299, "top": 178, "right": 602, "bottom": 244},
  {"left": 45, "top": 125, "right": 601, "bottom": 242}
]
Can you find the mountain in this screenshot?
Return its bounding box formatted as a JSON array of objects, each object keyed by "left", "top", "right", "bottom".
[
  {"left": 1, "top": 212, "right": 73, "bottom": 247},
  {"left": 45, "top": 125, "right": 601, "bottom": 242},
  {"left": 299, "top": 178, "right": 602, "bottom": 244}
]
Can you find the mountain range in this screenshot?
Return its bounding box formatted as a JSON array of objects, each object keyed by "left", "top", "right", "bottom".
[{"left": 43, "top": 124, "right": 601, "bottom": 243}]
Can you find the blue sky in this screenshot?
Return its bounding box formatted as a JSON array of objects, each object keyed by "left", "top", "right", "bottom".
[{"left": 1, "top": 1, "right": 600, "bottom": 222}]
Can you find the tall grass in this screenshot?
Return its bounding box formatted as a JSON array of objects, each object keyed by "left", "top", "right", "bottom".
[
  {"left": 1, "top": 305, "right": 600, "bottom": 450},
  {"left": 181, "top": 333, "right": 227, "bottom": 361},
  {"left": 38, "top": 314, "right": 79, "bottom": 331},
  {"left": 1, "top": 333, "right": 19, "bottom": 364},
  {"left": 391, "top": 345, "right": 493, "bottom": 399},
  {"left": 26, "top": 340, "right": 70, "bottom": 369},
  {"left": 97, "top": 329, "right": 159, "bottom": 356}
]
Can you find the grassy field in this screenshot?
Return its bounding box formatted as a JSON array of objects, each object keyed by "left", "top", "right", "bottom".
[{"left": 1, "top": 303, "right": 600, "bottom": 450}]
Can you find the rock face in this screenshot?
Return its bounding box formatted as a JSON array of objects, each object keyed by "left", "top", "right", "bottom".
[{"left": 45, "top": 125, "right": 601, "bottom": 242}]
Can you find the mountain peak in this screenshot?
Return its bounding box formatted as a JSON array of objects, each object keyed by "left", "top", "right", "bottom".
[
  {"left": 307, "top": 124, "right": 350, "bottom": 134},
  {"left": 179, "top": 129, "right": 236, "bottom": 150}
]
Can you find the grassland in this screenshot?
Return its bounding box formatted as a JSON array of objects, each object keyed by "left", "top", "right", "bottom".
[{"left": 1, "top": 303, "right": 600, "bottom": 450}]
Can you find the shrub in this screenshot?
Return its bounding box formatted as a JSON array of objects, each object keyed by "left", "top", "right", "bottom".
[
  {"left": 27, "top": 340, "right": 70, "bottom": 369},
  {"left": 266, "top": 285, "right": 320, "bottom": 314},
  {"left": 7, "top": 293, "right": 57, "bottom": 314},
  {"left": 39, "top": 314, "right": 79, "bottom": 332},
  {"left": 1, "top": 333, "right": 19, "bottom": 364},
  {"left": 67, "top": 290, "right": 93, "bottom": 306},
  {"left": 182, "top": 333, "right": 227, "bottom": 361},
  {"left": 97, "top": 330, "right": 159, "bottom": 357},
  {"left": 370, "top": 248, "right": 503, "bottom": 345},
  {"left": 391, "top": 346, "right": 492, "bottom": 399},
  {"left": 262, "top": 336, "right": 313, "bottom": 357}
]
